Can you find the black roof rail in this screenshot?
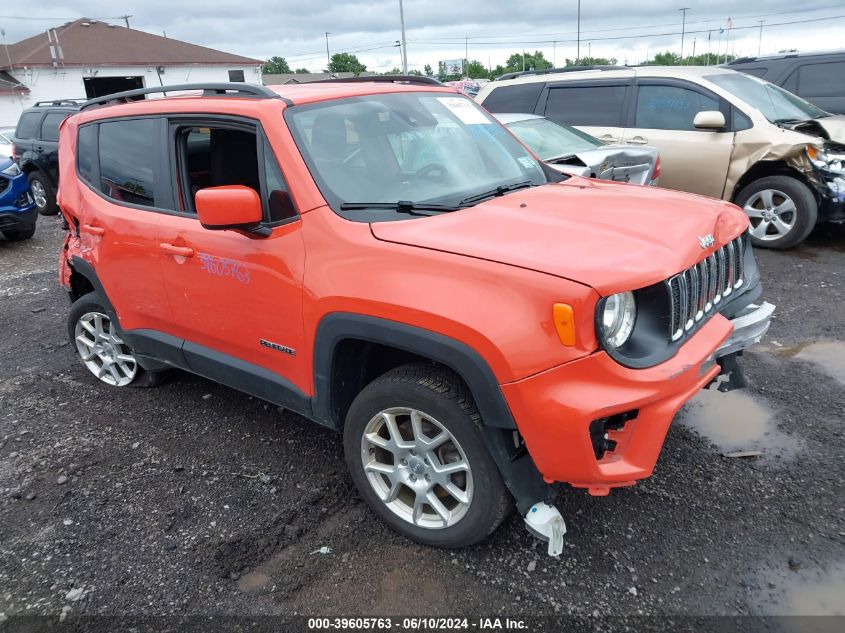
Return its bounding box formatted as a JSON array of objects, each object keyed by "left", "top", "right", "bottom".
[
  {"left": 726, "top": 56, "right": 758, "bottom": 64},
  {"left": 80, "top": 83, "right": 282, "bottom": 111},
  {"left": 310, "top": 75, "right": 444, "bottom": 86},
  {"left": 33, "top": 99, "right": 86, "bottom": 107},
  {"left": 495, "top": 65, "right": 629, "bottom": 81}
]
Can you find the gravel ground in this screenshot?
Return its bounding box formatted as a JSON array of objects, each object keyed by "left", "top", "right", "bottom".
[{"left": 1, "top": 217, "right": 843, "bottom": 628}]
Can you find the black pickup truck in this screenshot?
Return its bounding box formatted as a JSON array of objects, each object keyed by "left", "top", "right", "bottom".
[{"left": 13, "top": 100, "right": 83, "bottom": 215}]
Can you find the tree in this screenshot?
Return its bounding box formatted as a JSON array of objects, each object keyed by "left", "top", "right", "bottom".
[
  {"left": 384, "top": 67, "right": 403, "bottom": 75},
  {"left": 504, "top": 50, "right": 552, "bottom": 74},
  {"left": 424, "top": 64, "right": 433, "bottom": 77},
  {"left": 408, "top": 69, "right": 423, "bottom": 76},
  {"left": 327, "top": 53, "right": 367, "bottom": 75},
  {"left": 294, "top": 67, "right": 310, "bottom": 74},
  {"left": 641, "top": 50, "right": 735, "bottom": 66},
  {"left": 262, "top": 56, "right": 291, "bottom": 74},
  {"left": 564, "top": 56, "right": 617, "bottom": 67},
  {"left": 465, "top": 60, "right": 489, "bottom": 79}
]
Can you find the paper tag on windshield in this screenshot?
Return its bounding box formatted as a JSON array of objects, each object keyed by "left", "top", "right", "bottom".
[
  {"left": 437, "top": 97, "right": 491, "bottom": 125},
  {"left": 518, "top": 156, "right": 535, "bottom": 169}
]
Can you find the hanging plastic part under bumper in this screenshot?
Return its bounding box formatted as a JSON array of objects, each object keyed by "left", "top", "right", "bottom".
[{"left": 524, "top": 502, "right": 566, "bottom": 557}]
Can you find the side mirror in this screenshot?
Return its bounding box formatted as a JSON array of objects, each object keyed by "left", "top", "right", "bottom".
[
  {"left": 195, "top": 185, "right": 263, "bottom": 231},
  {"left": 693, "top": 110, "right": 726, "bottom": 130}
]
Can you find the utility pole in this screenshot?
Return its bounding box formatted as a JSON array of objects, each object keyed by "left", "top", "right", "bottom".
[
  {"left": 679, "top": 7, "right": 690, "bottom": 62},
  {"left": 553, "top": 41, "right": 556, "bottom": 68},
  {"left": 465, "top": 36, "right": 468, "bottom": 78},
  {"left": 398, "top": 0, "right": 408, "bottom": 74},
  {"left": 119, "top": 14, "right": 132, "bottom": 29},
  {"left": 325, "top": 32, "right": 331, "bottom": 70},
  {"left": 758, "top": 20, "right": 765, "bottom": 56},
  {"left": 576, "top": 0, "right": 581, "bottom": 63}
]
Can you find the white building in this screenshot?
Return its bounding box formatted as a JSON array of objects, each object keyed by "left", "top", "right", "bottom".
[{"left": 0, "top": 19, "right": 263, "bottom": 126}]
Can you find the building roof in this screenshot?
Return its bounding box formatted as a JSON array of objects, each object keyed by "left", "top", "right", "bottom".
[{"left": 4, "top": 18, "right": 262, "bottom": 68}]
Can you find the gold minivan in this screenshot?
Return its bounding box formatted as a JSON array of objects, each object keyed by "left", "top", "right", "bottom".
[{"left": 478, "top": 66, "right": 845, "bottom": 249}]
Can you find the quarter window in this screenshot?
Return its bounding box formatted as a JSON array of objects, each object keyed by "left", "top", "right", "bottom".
[
  {"left": 482, "top": 83, "right": 544, "bottom": 114},
  {"left": 263, "top": 137, "right": 296, "bottom": 222},
  {"left": 98, "top": 118, "right": 157, "bottom": 207},
  {"left": 15, "top": 112, "right": 42, "bottom": 139},
  {"left": 635, "top": 84, "right": 720, "bottom": 131},
  {"left": 798, "top": 62, "right": 845, "bottom": 98},
  {"left": 545, "top": 85, "right": 627, "bottom": 127},
  {"left": 77, "top": 125, "right": 97, "bottom": 184}
]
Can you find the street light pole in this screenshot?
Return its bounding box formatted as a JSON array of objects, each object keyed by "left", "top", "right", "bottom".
[
  {"left": 398, "top": 0, "right": 408, "bottom": 74},
  {"left": 679, "top": 7, "right": 690, "bottom": 62},
  {"left": 325, "top": 32, "right": 331, "bottom": 70},
  {"left": 758, "top": 20, "right": 765, "bottom": 56},
  {"left": 576, "top": 0, "right": 581, "bottom": 63}
]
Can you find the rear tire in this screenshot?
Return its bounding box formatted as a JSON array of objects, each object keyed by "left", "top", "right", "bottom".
[
  {"left": 2, "top": 223, "right": 36, "bottom": 242},
  {"left": 68, "top": 293, "right": 163, "bottom": 388},
  {"left": 734, "top": 175, "right": 817, "bottom": 249},
  {"left": 344, "top": 364, "right": 511, "bottom": 548},
  {"left": 28, "top": 172, "right": 58, "bottom": 216}
]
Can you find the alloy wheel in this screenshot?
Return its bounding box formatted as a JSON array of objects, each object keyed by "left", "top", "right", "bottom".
[
  {"left": 30, "top": 180, "right": 47, "bottom": 210},
  {"left": 744, "top": 189, "right": 797, "bottom": 242},
  {"left": 74, "top": 311, "right": 138, "bottom": 386},
  {"left": 360, "top": 407, "right": 473, "bottom": 529}
]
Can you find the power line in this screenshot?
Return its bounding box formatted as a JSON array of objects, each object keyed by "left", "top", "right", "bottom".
[{"left": 410, "top": 13, "right": 845, "bottom": 47}]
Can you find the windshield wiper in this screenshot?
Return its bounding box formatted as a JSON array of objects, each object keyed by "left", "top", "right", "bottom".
[
  {"left": 458, "top": 181, "right": 534, "bottom": 207},
  {"left": 339, "top": 200, "right": 458, "bottom": 215}
]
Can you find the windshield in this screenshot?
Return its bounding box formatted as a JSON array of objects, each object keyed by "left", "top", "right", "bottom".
[
  {"left": 505, "top": 118, "right": 602, "bottom": 161},
  {"left": 286, "top": 92, "right": 548, "bottom": 219},
  {"left": 706, "top": 73, "right": 829, "bottom": 123}
]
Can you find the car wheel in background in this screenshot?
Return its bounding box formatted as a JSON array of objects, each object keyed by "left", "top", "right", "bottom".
[
  {"left": 1, "top": 223, "right": 36, "bottom": 242},
  {"left": 68, "top": 293, "right": 163, "bottom": 388},
  {"left": 735, "top": 175, "right": 818, "bottom": 249},
  {"left": 28, "top": 172, "right": 58, "bottom": 216},
  {"left": 344, "top": 364, "right": 511, "bottom": 548}
]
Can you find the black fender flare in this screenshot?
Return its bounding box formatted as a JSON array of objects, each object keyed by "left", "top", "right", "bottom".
[
  {"left": 312, "top": 313, "right": 549, "bottom": 513},
  {"left": 312, "top": 313, "right": 516, "bottom": 430},
  {"left": 68, "top": 256, "right": 119, "bottom": 322}
]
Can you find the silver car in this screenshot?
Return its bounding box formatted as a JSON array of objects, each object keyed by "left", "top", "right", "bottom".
[
  {"left": 494, "top": 113, "right": 659, "bottom": 186},
  {"left": 0, "top": 127, "right": 14, "bottom": 159}
]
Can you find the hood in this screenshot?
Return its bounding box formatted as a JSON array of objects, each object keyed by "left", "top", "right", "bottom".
[
  {"left": 815, "top": 114, "right": 845, "bottom": 140},
  {"left": 558, "top": 145, "right": 657, "bottom": 185},
  {"left": 370, "top": 178, "right": 748, "bottom": 295}
]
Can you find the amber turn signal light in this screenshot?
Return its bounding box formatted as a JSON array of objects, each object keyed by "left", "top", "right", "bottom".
[{"left": 553, "top": 303, "right": 576, "bottom": 346}]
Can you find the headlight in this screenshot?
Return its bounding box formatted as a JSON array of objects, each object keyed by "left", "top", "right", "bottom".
[
  {"left": 0, "top": 162, "right": 20, "bottom": 176},
  {"left": 808, "top": 146, "right": 845, "bottom": 174},
  {"left": 600, "top": 291, "right": 636, "bottom": 348}
]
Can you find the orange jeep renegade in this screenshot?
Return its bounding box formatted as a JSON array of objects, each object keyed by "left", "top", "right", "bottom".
[{"left": 57, "top": 79, "right": 774, "bottom": 550}]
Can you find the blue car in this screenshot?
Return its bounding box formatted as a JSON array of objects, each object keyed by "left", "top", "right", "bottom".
[{"left": 0, "top": 157, "right": 37, "bottom": 241}]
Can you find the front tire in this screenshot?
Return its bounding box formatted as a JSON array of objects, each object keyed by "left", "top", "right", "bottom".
[
  {"left": 734, "top": 175, "right": 817, "bottom": 249},
  {"left": 2, "top": 223, "right": 36, "bottom": 242},
  {"left": 68, "top": 293, "right": 161, "bottom": 388},
  {"left": 344, "top": 364, "right": 511, "bottom": 548},
  {"left": 28, "top": 172, "right": 58, "bottom": 216}
]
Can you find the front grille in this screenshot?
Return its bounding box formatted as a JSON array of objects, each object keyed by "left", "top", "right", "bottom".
[{"left": 667, "top": 235, "right": 745, "bottom": 341}]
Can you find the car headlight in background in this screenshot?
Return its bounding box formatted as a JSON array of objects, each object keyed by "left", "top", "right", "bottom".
[
  {"left": 0, "top": 162, "right": 21, "bottom": 176},
  {"left": 600, "top": 291, "right": 637, "bottom": 348}
]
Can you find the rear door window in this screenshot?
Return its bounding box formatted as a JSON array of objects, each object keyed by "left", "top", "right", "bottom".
[
  {"left": 77, "top": 124, "right": 98, "bottom": 184},
  {"left": 481, "top": 83, "right": 544, "bottom": 114},
  {"left": 634, "top": 84, "right": 720, "bottom": 131},
  {"left": 40, "top": 112, "right": 67, "bottom": 142},
  {"left": 15, "top": 112, "right": 43, "bottom": 139},
  {"left": 544, "top": 84, "right": 628, "bottom": 127},
  {"left": 98, "top": 118, "right": 158, "bottom": 207}
]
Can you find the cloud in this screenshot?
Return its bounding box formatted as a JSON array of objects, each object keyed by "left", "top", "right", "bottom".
[{"left": 3, "top": 0, "right": 843, "bottom": 71}]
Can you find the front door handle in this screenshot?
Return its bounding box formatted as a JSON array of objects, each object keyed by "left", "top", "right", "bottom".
[
  {"left": 599, "top": 134, "right": 620, "bottom": 144},
  {"left": 628, "top": 136, "right": 649, "bottom": 145},
  {"left": 80, "top": 224, "right": 105, "bottom": 236},
  {"left": 159, "top": 243, "right": 194, "bottom": 258}
]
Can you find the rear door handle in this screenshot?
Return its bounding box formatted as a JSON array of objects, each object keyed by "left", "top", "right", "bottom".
[
  {"left": 599, "top": 134, "right": 620, "bottom": 143},
  {"left": 159, "top": 243, "right": 194, "bottom": 258},
  {"left": 628, "top": 136, "right": 649, "bottom": 145},
  {"left": 80, "top": 224, "right": 105, "bottom": 236}
]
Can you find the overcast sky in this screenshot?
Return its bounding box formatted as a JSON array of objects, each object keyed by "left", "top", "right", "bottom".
[{"left": 3, "top": 1, "right": 844, "bottom": 72}]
